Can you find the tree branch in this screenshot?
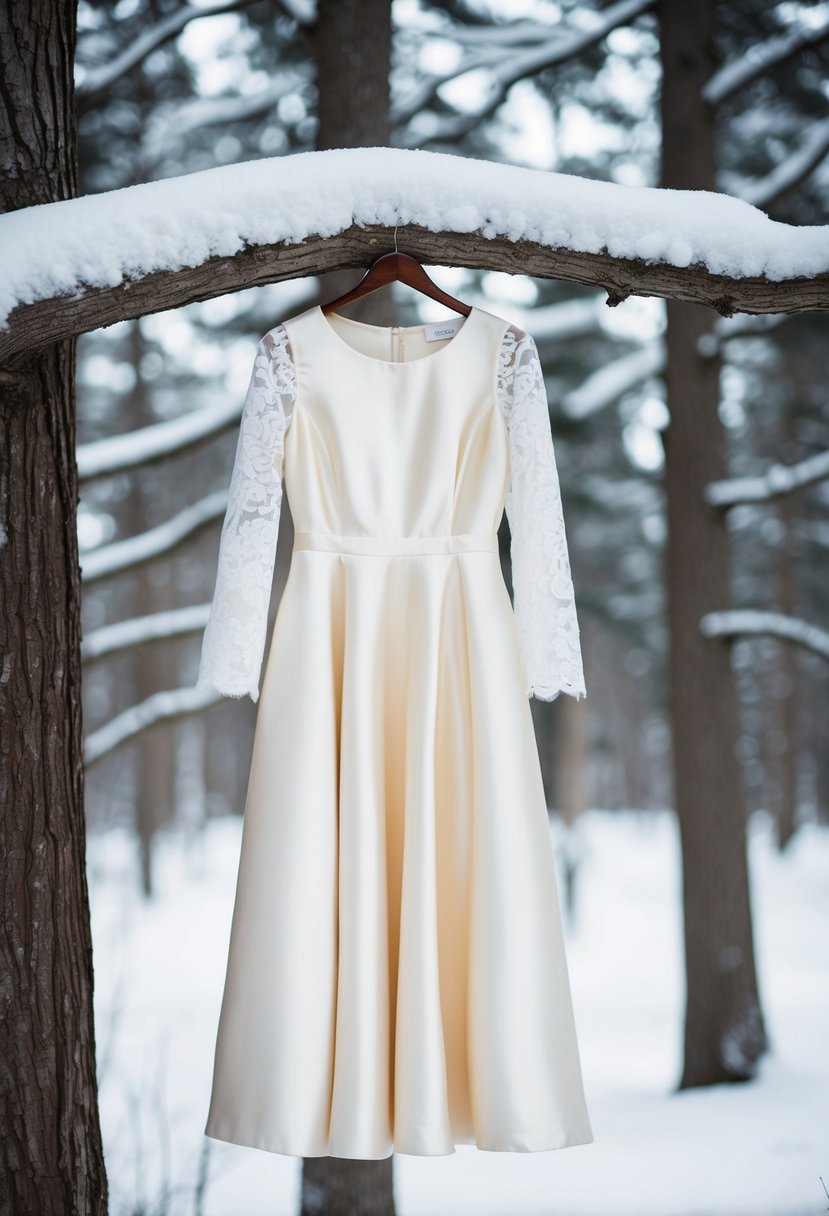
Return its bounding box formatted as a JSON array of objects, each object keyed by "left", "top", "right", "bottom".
[
  {"left": 80, "top": 493, "right": 226, "bottom": 581},
  {"left": 561, "top": 343, "right": 663, "bottom": 419},
  {"left": 77, "top": 395, "right": 241, "bottom": 480},
  {"left": 722, "top": 118, "right": 829, "bottom": 210},
  {"left": 705, "top": 447, "right": 829, "bottom": 507},
  {"left": 2, "top": 148, "right": 828, "bottom": 364},
  {"left": 394, "top": 0, "right": 657, "bottom": 127},
  {"left": 75, "top": 0, "right": 310, "bottom": 109},
  {"left": 84, "top": 685, "right": 224, "bottom": 766},
  {"left": 700, "top": 609, "right": 829, "bottom": 661},
  {"left": 81, "top": 604, "right": 210, "bottom": 661},
  {"left": 702, "top": 11, "right": 829, "bottom": 107}
]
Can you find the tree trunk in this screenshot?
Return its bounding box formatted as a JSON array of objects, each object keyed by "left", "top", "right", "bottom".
[
  {"left": 301, "top": 1156, "right": 396, "bottom": 1216},
  {"left": 311, "top": 0, "right": 394, "bottom": 325},
  {"left": 659, "top": 0, "right": 769, "bottom": 1087},
  {"left": 0, "top": 2, "right": 108, "bottom": 1213},
  {"left": 299, "top": 1, "right": 399, "bottom": 1211},
  {"left": 124, "top": 318, "right": 176, "bottom": 895},
  {"left": 772, "top": 398, "right": 800, "bottom": 850}
]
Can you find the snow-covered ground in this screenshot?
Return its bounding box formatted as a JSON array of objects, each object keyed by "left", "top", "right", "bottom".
[{"left": 87, "top": 807, "right": 829, "bottom": 1216}]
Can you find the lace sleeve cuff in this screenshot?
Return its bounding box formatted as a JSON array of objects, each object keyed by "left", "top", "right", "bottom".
[
  {"left": 496, "top": 324, "right": 586, "bottom": 703},
  {"left": 195, "top": 325, "right": 297, "bottom": 703}
]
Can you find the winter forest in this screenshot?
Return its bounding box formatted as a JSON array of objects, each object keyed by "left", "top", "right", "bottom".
[{"left": 1, "top": 0, "right": 828, "bottom": 1214}]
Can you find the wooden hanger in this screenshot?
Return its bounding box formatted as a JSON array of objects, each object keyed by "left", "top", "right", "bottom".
[{"left": 319, "top": 222, "right": 471, "bottom": 318}]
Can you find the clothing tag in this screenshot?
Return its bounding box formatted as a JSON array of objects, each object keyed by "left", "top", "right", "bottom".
[{"left": 424, "top": 319, "right": 462, "bottom": 343}]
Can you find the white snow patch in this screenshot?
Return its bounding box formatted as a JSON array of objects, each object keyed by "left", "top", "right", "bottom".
[{"left": 87, "top": 808, "right": 829, "bottom": 1215}]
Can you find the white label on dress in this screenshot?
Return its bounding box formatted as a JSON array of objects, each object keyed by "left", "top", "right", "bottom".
[{"left": 424, "top": 320, "right": 462, "bottom": 342}]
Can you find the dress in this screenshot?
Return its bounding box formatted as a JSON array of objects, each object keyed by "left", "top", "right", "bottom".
[{"left": 195, "top": 302, "right": 593, "bottom": 1160}]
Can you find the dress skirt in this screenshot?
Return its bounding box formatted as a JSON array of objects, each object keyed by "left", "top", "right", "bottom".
[{"left": 203, "top": 530, "right": 594, "bottom": 1159}]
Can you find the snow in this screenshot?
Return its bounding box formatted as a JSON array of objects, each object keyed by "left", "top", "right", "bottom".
[
  {"left": 1, "top": 147, "right": 828, "bottom": 331},
  {"left": 705, "top": 448, "right": 829, "bottom": 507},
  {"left": 87, "top": 808, "right": 829, "bottom": 1216},
  {"left": 700, "top": 610, "right": 829, "bottom": 661},
  {"left": 561, "top": 343, "right": 663, "bottom": 419},
  {"left": 701, "top": 8, "right": 829, "bottom": 107}
]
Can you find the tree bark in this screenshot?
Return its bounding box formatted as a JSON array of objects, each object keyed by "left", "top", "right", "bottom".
[
  {"left": 0, "top": 2, "right": 108, "bottom": 1213},
  {"left": 660, "top": 0, "right": 768, "bottom": 1088},
  {"left": 3, "top": 222, "right": 826, "bottom": 364}
]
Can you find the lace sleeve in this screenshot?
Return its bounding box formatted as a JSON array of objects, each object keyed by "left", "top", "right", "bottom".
[
  {"left": 195, "top": 325, "right": 297, "bottom": 703},
  {"left": 496, "top": 323, "right": 586, "bottom": 702}
]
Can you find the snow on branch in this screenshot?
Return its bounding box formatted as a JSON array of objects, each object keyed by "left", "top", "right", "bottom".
[
  {"left": 705, "top": 448, "right": 829, "bottom": 508},
  {"left": 561, "top": 343, "right": 663, "bottom": 419},
  {"left": 85, "top": 685, "right": 224, "bottom": 766},
  {"left": 75, "top": 0, "right": 310, "bottom": 108},
  {"left": 697, "top": 311, "right": 788, "bottom": 358},
  {"left": 82, "top": 604, "right": 210, "bottom": 662},
  {"left": 80, "top": 492, "right": 226, "bottom": 580},
  {"left": 700, "top": 610, "right": 829, "bottom": 661},
  {"left": 2, "top": 147, "right": 828, "bottom": 362},
  {"left": 702, "top": 11, "right": 829, "bottom": 107},
  {"left": 77, "top": 394, "right": 240, "bottom": 480},
  {"left": 395, "top": 0, "right": 656, "bottom": 129},
  {"left": 723, "top": 119, "right": 829, "bottom": 211}
]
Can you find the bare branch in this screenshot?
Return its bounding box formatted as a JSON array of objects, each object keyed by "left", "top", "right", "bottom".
[
  {"left": 702, "top": 12, "right": 829, "bottom": 107},
  {"left": 705, "top": 447, "right": 829, "bottom": 508},
  {"left": 80, "top": 492, "right": 226, "bottom": 581},
  {"left": 700, "top": 610, "right": 829, "bottom": 661}
]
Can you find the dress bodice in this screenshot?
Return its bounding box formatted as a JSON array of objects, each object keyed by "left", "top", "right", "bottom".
[
  {"left": 282, "top": 305, "right": 510, "bottom": 544},
  {"left": 195, "top": 303, "right": 586, "bottom": 706}
]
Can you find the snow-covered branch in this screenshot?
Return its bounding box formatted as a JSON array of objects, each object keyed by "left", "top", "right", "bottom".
[
  {"left": 77, "top": 396, "right": 240, "bottom": 480},
  {"left": 84, "top": 685, "right": 224, "bottom": 766},
  {"left": 561, "top": 343, "right": 663, "bottom": 419},
  {"left": 148, "top": 75, "right": 308, "bottom": 144},
  {"left": 2, "top": 147, "right": 828, "bottom": 363},
  {"left": 700, "top": 610, "right": 829, "bottom": 661},
  {"left": 723, "top": 119, "right": 829, "bottom": 210},
  {"left": 697, "top": 311, "right": 788, "bottom": 358},
  {"left": 395, "top": 0, "right": 656, "bottom": 128},
  {"left": 82, "top": 604, "right": 210, "bottom": 662},
  {"left": 560, "top": 315, "right": 795, "bottom": 417},
  {"left": 702, "top": 11, "right": 829, "bottom": 107},
  {"left": 80, "top": 493, "right": 226, "bottom": 580},
  {"left": 705, "top": 448, "right": 829, "bottom": 508},
  {"left": 75, "top": 0, "right": 310, "bottom": 107}
]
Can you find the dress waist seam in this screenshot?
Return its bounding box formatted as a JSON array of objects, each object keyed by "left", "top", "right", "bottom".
[{"left": 292, "top": 530, "right": 499, "bottom": 556}]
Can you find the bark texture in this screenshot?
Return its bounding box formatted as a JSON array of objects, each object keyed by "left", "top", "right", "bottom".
[
  {"left": 0, "top": 2, "right": 108, "bottom": 1213},
  {"left": 660, "top": 0, "right": 768, "bottom": 1088}
]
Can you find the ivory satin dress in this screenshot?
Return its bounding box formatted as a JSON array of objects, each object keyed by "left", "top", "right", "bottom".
[{"left": 195, "top": 302, "right": 593, "bottom": 1159}]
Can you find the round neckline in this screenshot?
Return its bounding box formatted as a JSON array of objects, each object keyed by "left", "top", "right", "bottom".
[{"left": 314, "top": 303, "right": 480, "bottom": 368}]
